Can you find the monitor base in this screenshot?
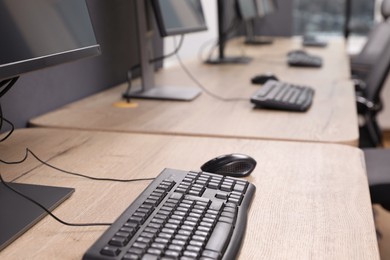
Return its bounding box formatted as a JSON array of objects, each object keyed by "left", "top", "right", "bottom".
[
  {"left": 123, "top": 86, "right": 201, "bottom": 101},
  {"left": 302, "top": 40, "right": 328, "bottom": 47},
  {"left": 205, "top": 56, "right": 252, "bottom": 65},
  {"left": 244, "top": 37, "right": 273, "bottom": 45},
  {"left": 0, "top": 183, "right": 74, "bottom": 251}
]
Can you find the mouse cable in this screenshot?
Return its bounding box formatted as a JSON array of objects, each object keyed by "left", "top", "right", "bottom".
[
  {"left": 198, "top": 38, "right": 216, "bottom": 63},
  {"left": 150, "top": 34, "right": 184, "bottom": 65},
  {"left": 0, "top": 108, "right": 15, "bottom": 143},
  {"left": 0, "top": 76, "right": 19, "bottom": 98},
  {"left": 255, "top": 56, "right": 286, "bottom": 66},
  {"left": 173, "top": 38, "right": 248, "bottom": 102},
  {"left": 0, "top": 77, "right": 19, "bottom": 142},
  {"left": 128, "top": 35, "right": 184, "bottom": 73},
  {"left": 0, "top": 117, "right": 14, "bottom": 142},
  {"left": 0, "top": 101, "right": 3, "bottom": 133},
  {"left": 1, "top": 147, "right": 155, "bottom": 183},
  {"left": 0, "top": 173, "right": 112, "bottom": 227}
]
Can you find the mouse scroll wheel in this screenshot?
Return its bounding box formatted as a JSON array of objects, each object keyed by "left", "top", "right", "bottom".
[{"left": 215, "top": 162, "right": 253, "bottom": 175}]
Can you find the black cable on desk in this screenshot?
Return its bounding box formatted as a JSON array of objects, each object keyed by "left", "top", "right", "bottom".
[
  {"left": 0, "top": 77, "right": 19, "bottom": 142},
  {"left": 128, "top": 35, "right": 184, "bottom": 72},
  {"left": 0, "top": 103, "right": 15, "bottom": 143},
  {"left": 174, "top": 37, "right": 248, "bottom": 102},
  {"left": 0, "top": 148, "right": 156, "bottom": 227},
  {"left": 0, "top": 173, "right": 112, "bottom": 227},
  {"left": 0, "top": 77, "right": 19, "bottom": 98},
  {"left": 1, "top": 148, "right": 155, "bottom": 183}
]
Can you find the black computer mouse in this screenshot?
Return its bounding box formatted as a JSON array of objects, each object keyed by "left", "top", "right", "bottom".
[
  {"left": 200, "top": 153, "right": 257, "bottom": 178},
  {"left": 251, "top": 73, "right": 279, "bottom": 85}
]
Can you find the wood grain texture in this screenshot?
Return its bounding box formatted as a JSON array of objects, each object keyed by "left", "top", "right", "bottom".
[
  {"left": 0, "top": 128, "right": 378, "bottom": 259},
  {"left": 30, "top": 37, "right": 359, "bottom": 146}
]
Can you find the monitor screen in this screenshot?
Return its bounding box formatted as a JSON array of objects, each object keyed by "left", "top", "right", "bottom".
[
  {"left": 0, "top": 0, "right": 100, "bottom": 252},
  {"left": 237, "top": 0, "right": 258, "bottom": 20},
  {"left": 151, "top": 0, "right": 208, "bottom": 37},
  {"left": 0, "top": 0, "right": 100, "bottom": 80}
]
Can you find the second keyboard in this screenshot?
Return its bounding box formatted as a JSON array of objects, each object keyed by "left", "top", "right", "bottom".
[
  {"left": 287, "top": 52, "right": 323, "bottom": 67},
  {"left": 250, "top": 80, "right": 315, "bottom": 112}
]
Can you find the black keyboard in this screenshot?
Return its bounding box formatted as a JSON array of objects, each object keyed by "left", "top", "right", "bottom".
[
  {"left": 287, "top": 52, "right": 322, "bottom": 67},
  {"left": 302, "top": 35, "right": 328, "bottom": 47},
  {"left": 302, "top": 39, "right": 328, "bottom": 47},
  {"left": 250, "top": 80, "right": 315, "bottom": 112},
  {"left": 83, "top": 168, "right": 256, "bottom": 260}
]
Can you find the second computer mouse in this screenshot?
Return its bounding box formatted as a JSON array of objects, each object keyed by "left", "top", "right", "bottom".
[
  {"left": 200, "top": 153, "right": 257, "bottom": 178},
  {"left": 251, "top": 73, "right": 279, "bottom": 85}
]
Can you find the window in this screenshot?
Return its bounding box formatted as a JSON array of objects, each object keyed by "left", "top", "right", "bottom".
[{"left": 293, "top": 0, "right": 375, "bottom": 36}]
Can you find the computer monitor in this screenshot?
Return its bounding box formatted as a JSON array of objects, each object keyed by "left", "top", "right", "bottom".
[
  {"left": 0, "top": 0, "right": 100, "bottom": 251},
  {"left": 0, "top": 0, "right": 100, "bottom": 81},
  {"left": 237, "top": 0, "right": 258, "bottom": 20},
  {"left": 244, "top": 0, "right": 277, "bottom": 45},
  {"left": 153, "top": 0, "right": 208, "bottom": 37},
  {"left": 256, "top": 0, "right": 277, "bottom": 16},
  {"left": 123, "top": 0, "right": 207, "bottom": 101},
  {"left": 205, "top": 0, "right": 254, "bottom": 65}
]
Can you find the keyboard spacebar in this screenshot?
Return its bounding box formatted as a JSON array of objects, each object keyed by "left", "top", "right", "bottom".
[{"left": 205, "top": 222, "right": 233, "bottom": 254}]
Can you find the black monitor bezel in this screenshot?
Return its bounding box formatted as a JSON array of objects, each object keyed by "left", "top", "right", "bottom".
[
  {"left": 151, "top": 0, "right": 208, "bottom": 37},
  {"left": 0, "top": 45, "right": 101, "bottom": 81},
  {"left": 0, "top": 0, "right": 101, "bottom": 81}
]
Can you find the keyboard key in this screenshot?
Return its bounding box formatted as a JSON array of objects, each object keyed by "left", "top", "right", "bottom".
[
  {"left": 164, "top": 250, "right": 181, "bottom": 258},
  {"left": 205, "top": 222, "right": 233, "bottom": 252},
  {"left": 123, "top": 253, "right": 140, "bottom": 260},
  {"left": 202, "top": 249, "right": 221, "bottom": 259},
  {"left": 100, "top": 246, "right": 121, "bottom": 257},
  {"left": 183, "top": 250, "right": 199, "bottom": 258},
  {"left": 145, "top": 251, "right": 161, "bottom": 258},
  {"left": 109, "top": 236, "right": 129, "bottom": 247}
]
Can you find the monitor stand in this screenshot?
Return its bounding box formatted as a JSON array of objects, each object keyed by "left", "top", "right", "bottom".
[
  {"left": 123, "top": 0, "right": 201, "bottom": 102},
  {"left": 244, "top": 21, "right": 273, "bottom": 45},
  {"left": 205, "top": 56, "right": 252, "bottom": 65},
  {"left": 205, "top": 0, "right": 252, "bottom": 65},
  {"left": 125, "top": 86, "right": 201, "bottom": 101},
  {"left": 0, "top": 182, "right": 74, "bottom": 251},
  {"left": 244, "top": 37, "right": 273, "bottom": 45}
]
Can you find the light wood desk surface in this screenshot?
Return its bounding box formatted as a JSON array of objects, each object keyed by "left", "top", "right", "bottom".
[
  {"left": 0, "top": 128, "right": 378, "bottom": 259},
  {"left": 30, "top": 37, "right": 358, "bottom": 146}
]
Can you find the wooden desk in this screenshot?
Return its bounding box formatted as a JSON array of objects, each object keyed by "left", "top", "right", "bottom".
[
  {"left": 30, "top": 37, "right": 358, "bottom": 146},
  {"left": 0, "top": 129, "right": 378, "bottom": 259}
]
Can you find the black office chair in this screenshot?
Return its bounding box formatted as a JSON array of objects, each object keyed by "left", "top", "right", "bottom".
[
  {"left": 350, "top": 0, "right": 390, "bottom": 80},
  {"left": 365, "top": 148, "right": 390, "bottom": 260},
  {"left": 356, "top": 39, "right": 390, "bottom": 147},
  {"left": 364, "top": 148, "right": 390, "bottom": 211}
]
